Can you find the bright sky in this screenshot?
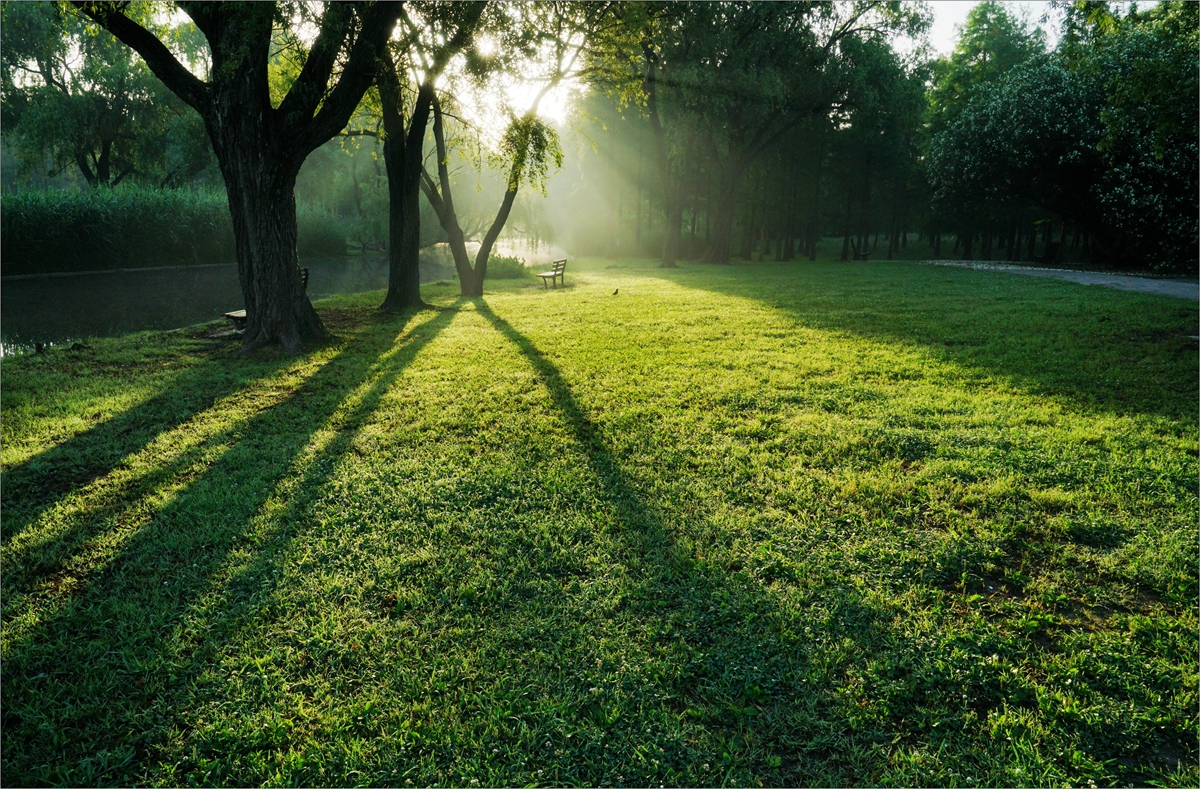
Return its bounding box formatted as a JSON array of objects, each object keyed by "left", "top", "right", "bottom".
[{"left": 921, "top": 1, "right": 1062, "bottom": 55}]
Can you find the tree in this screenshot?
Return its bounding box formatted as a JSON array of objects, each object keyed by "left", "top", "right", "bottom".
[
  {"left": 926, "top": 1, "right": 1045, "bottom": 137},
  {"left": 374, "top": 1, "right": 487, "bottom": 311},
  {"left": 654, "top": 2, "right": 927, "bottom": 264},
  {"left": 1, "top": 2, "right": 212, "bottom": 188},
  {"left": 422, "top": 100, "right": 562, "bottom": 296},
  {"left": 420, "top": 2, "right": 610, "bottom": 297},
  {"left": 75, "top": 1, "right": 403, "bottom": 353}
]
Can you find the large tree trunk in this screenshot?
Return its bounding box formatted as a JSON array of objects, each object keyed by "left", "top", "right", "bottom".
[
  {"left": 219, "top": 155, "right": 322, "bottom": 353},
  {"left": 207, "top": 73, "right": 327, "bottom": 354}
]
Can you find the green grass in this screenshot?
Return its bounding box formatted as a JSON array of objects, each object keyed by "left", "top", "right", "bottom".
[{"left": 2, "top": 258, "right": 1196, "bottom": 787}]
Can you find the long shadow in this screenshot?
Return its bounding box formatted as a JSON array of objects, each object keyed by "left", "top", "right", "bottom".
[
  {"left": 2, "top": 340, "right": 292, "bottom": 546},
  {"left": 1, "top": 305, "right": 460, "bottom": 786},
  {"left": 646, "top": 261, "right": 1199, "bottom": 423},
  {"left": 472, "top": 301, "right": 1193, "bottom": 786},
  {"left": 475, "top": 301, "right": 898, "bottom": 785}
]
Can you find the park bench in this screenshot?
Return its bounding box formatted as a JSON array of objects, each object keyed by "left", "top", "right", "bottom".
[
  {"left": 1034, "top": 241, "right": 1061, "bottom": 265},
  {"left": 537, "top": 258, "right": 567, "bottom": 288},
  {"left": 849, "top": 238, "right": 874, "bottom": 261},
  {"left": 225, "top": 267, "right": 309, "bottom": 332}
]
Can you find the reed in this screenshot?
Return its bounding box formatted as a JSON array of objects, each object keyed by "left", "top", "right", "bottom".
[{"left": 1, "top": 187, "right": 346, "bottom": 275}]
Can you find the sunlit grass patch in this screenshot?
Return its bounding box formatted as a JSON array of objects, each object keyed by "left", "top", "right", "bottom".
[{"left": 1, "top": 259, "right": 1196, "bottom": 787}]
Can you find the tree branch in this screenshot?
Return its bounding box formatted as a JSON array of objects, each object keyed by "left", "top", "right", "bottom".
[
  {"left": 302, "top": 1, "right": 405, "bottom": 157},
  {"left": 176, "top": 1, "right": 222, "bottom": 44},
  {"left": 72, "top": 2, "right": 209, "bottom": 113},
  {"left": 276, "top": 2, "right": 355, "bottom": 122}
]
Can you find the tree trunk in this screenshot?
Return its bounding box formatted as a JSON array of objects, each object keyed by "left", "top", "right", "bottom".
[
  {"left": 809, "top": 144, "right": 823, "bottom": 262},
  {"left": 380, "top": 80, "right": 434, "bottom": 312},
  {"left": 635, "top": 139, "right": 643, "bottom": 249},
  {"left": 739, "top": 194, "right": 757, "bottom": 260},
  {"left": 700, "top": 164, "right": 743, "bottom": 264},
  {"left": 841, "top": 192, "right": 853, "bottom": 261},
  {"left": 210, "top": 116, "right": 326, "bottom": 353},
  {"left": 468, "top": 183, "right": 519, "bottom": 296}
]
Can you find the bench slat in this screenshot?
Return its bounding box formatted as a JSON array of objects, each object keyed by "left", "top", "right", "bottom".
[{"left": 537, "top": 258, "right": 567, "bottom": 288}]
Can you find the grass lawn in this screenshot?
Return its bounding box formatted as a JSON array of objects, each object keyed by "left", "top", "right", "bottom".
[{"left": 2, "top": 258, "right": 1196, "bottom": 787}]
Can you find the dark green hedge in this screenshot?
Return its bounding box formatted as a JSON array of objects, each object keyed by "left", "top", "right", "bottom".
[{"left": 1, "top": 187, "right": 346, "bottom": 276}]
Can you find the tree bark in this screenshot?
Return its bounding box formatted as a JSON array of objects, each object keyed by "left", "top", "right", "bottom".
[
  {"left": 379, "top": 75, "right": 433, "bottom": 312},
  {"left": 219, "top": 152, "right": 323, "bottom": 352},
  {"left": 700, "top": 158, "right": 749, "bottom": 264},
  {"left": 841, "top": 192, "right": 853, "bottom": 261},
  {"left": 468, "top": 182, "right": 519, "bottom": 296}
]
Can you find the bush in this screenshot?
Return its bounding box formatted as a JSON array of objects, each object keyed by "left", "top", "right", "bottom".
[
  {"left": 486, "top": 255, "right": 531, "bottom": 279},
  {"left": 1, "top": 187, "right": 347, "bottom": 275}
]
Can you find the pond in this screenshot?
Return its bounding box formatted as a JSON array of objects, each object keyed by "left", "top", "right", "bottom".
[{"left": 0, "top": 255, "right": 444, "bottom": 355}]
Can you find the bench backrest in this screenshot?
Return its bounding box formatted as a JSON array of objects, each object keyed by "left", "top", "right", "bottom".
[{"left": 553, "top": 258, "right": 567, "bottom": 274}]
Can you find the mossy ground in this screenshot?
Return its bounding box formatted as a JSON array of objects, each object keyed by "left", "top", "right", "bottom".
[{"left": 2, "top": 258, "right": 1196, "bottom": 787}]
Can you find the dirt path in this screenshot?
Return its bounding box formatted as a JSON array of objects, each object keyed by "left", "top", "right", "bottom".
[{"left": 918, "top": 260, "right": 1198, "bottom": 301}]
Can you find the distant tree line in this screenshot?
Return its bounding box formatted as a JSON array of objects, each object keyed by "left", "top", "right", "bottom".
[{"left": 574, "top": 1, "right": 1196, "bottom": 275}]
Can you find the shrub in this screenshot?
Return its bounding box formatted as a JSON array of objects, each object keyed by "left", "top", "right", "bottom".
[{"left": 486, "top": 255, "right": 531, "bottom": 279}]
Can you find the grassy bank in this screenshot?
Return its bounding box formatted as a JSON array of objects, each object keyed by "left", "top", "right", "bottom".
[{"left": 2, "top": 259, "right": 1196, "bottom": 787}]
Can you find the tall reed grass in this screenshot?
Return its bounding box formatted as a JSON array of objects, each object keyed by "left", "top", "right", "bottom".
[{"left": 1, "top": 187, "right": 345, "bottom": 276}]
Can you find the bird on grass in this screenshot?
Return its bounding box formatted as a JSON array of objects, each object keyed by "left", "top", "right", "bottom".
[{"left": 613, "top": 288, "right": 619, "bottom": 296}]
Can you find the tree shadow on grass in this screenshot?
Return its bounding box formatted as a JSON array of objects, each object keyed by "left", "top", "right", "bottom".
[
  {"left": 2, "top": 338, "right": 297, "bottom": 547},
  {"left": 475, "top": 300, "right": 899, "bottom": 785},
  {"left": 0, "top": 305, "right": 460, "bottom": 786},
  {"left": 659, "top": 261, "right": 1199, "bottom": 423},
  {"left": 470, "top": 299, "right": 1194, "bottom": 787}
]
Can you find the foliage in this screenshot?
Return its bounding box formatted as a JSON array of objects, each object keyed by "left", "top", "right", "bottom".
[
  {"left": 496, "top": 115, "right": 564, "bottom": 194},
  {"left": 926, "top": 1, "right": 1199, "bottom": 273},
  {"left": 1079, "top": 1, "right": 1199, "bottom": 273},
  {"left": 1, "top": 260, "right": 1196, "bottom": 786},
  {"left": 928, "top": 59, "right": 1103, "bottom": 233},
  {"left": 0, "top": 187, "right": 345, "bottom": 275},
  {"left": 926, "top": 1, "right": 1046, "bottom": 136},
  {"left": 0, "top": 2, "right": 213, "bottom": 188},
  {"left": 481, "top": 254, "right": 531, "bottom": 279}
]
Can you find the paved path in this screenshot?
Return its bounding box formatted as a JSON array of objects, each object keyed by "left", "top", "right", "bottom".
[{"left": 918, "top": 260, "right": 1198, "bottom": 301}]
